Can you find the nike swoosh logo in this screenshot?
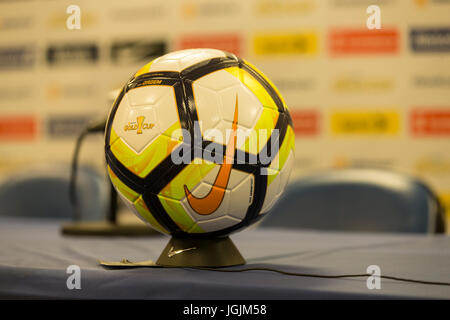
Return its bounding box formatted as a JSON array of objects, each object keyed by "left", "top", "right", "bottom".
[
  {"left": 184, "top": 95, "right": 239, "bottom": 215},
  {"left": 167, "top": 246, "right": 197, "bottom": 258}
]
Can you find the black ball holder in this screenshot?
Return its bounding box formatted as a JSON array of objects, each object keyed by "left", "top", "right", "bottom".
[{"left": 156, "top": 236, "right": 245, "bottom": 267}]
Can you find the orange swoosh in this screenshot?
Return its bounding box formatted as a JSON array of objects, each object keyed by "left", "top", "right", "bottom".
[{"left": 184, "top": 95, "right": 239, "bottom": 215}]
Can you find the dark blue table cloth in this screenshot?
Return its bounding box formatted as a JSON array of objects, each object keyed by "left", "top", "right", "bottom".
[{"left": 0, "top": 217, "right": 449, "bottom": 299}]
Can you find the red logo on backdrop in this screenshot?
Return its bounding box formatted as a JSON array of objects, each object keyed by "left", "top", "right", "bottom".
[
  {"left": 0, "top": 115, "right": 37, "bottom": 141},
  {"left": 329, "top": 28, "right": 399, "bottom": 55},
  {"left": 290, "top": 110, "right": 319, "bottom": 136},
  {"left": 179, "top": 33, "right": 241, "bottom": 55},
  {"left": 411, "top": 108, "right": 450, "bottom": 136}
]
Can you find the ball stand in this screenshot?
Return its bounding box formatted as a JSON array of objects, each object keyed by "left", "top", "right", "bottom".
[{"left": 156, "top": 237, "right": 245, "bottom": 267}]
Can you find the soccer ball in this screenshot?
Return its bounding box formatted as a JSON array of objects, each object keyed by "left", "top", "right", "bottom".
[{"left": 105, "top": 49, "right": 294, "bottom": 238}]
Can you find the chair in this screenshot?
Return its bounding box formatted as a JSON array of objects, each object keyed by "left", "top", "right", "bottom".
[
  {"left": 259, "top": 169, "right": 446, "bottom": 234},
  {"left": 0, "top": 164, "right": 109, "bottom": 220}
]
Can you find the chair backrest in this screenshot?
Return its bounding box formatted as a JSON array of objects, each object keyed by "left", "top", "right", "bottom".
[
  {"left": 259, "top": 169, "right": 446, "bottom": 234},
  {"left": 0, "top": 164, "right": 109, "bottom": 220}
]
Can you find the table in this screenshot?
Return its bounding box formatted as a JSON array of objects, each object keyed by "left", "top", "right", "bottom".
[{"left": 0, "top": 217, "right": 449, "bottom": 299}]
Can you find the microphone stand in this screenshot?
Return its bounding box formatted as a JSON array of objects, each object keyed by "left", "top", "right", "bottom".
[{"left": 61, "top": 120, "right": 158, "bottom": 236}]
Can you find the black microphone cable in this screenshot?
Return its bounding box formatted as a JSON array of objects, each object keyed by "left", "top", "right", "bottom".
[{"left": 184, "top": 266, "right": 450, "bottom": 287}]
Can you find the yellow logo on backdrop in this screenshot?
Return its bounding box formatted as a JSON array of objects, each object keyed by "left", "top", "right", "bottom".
[
  {"left": 255, "top": 0, "right": 314, "bottom": 15},
  {"left": 124, "top": 116, "right": 155, "bottom": 134},
  {"left": 332, "top": 156, "right": 395, "bottom": 169},
  {"left": 333, "top": 76, "right": 394, "bottom": 93},
  {"left": 47, "top": 83, "right": 61, "bottom": 101},
  {"left": 253, "top": 32, "right": 317, "bottom": 55},
  {"left": 414, "top": 0, "right": 428, "bottom": 7},
  {"left": 331, "top": 110, "right": 400, "bottom": 135},
  {"left": 47, "top": 12, "right": 97, "bottom": 29},
  {"left": 415, "top": 157, "right": 450, "bottom": 175}
]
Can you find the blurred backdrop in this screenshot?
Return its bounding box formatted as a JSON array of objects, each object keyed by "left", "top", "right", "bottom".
[{"left": 0, "top": 0, "right": 449, "bottom": 226}]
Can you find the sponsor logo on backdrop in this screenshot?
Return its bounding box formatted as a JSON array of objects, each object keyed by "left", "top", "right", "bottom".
[
  {"left": 0, "top": 46, "right": 34, "bottom": 70},
  {"left": 294, "top": 157, "right": 317, "bottom": 170},
  {"left": 253, "top": 32, "right": 317, "bottom": 55},
  {"left": 410, "top": 28, "right": 450, "bottom": 52},
  {"left": 414, "top": 75, "right": 450, "bottom": 88},
  {"left": 0, "top": 86, "right": 33, "bottom": 101},
  {"left": 333, "top": 0, "right": 395, "bottom": 7},
  {"left": 47, "top": 11, "right": 96, "bottom": 29},
  {"left": 333, "top": 75, "right": 394, "bottom": 92},
  {"left": 109, "top": 5, "right": 165, "bottom": 22},
  {"left": 329, "top": 28, "right": 399, "bottom": 55},
  {"left": 0, "top": 157, "right": 34, "bottom": 177},
  {"left": 414, "top": 0, "right": 450, "bottom": 7},
  {"left": 415, "top": 155, "right": 450, "bottom": 175},
  {"left": 111, "top": 40, "right": 166, "bottom": 65},
  {"left": 46, "top": 43, "right": 98, "bottom": 66},
  {"left": 290, "top": 109, "right": 320, "bottom": 136},
  {"left": 181, "top": 1, "right": 239, "bottom": 19},
  {"left": 254, "top": 0, "right": 315, "bottom": 16},
  {"left": 331, "top": 110, "right": 400, "bottom": 135},
  {"left": 0, "top": 115, "right": 37, "bottom": 141},
  {"left": 333, "top": 156, "right": 396, "bottom": 169},
  {"left": 46, "top": 115, "right": 92, "bottom": 138},
  {"left": 0, "top": 16, "right": 33, "bottom": 31},
  {"left": 273, "top": 78, "right": 315, "bottom": 91},
  {"left": 46, "top": 82, "right": 96, "bottom": 102},
  {"left": 179, "top": 34, "right": 241, "bottom": 55},
  {"left": 410, "top": 108, "right": 450, "bottom": 136}
]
